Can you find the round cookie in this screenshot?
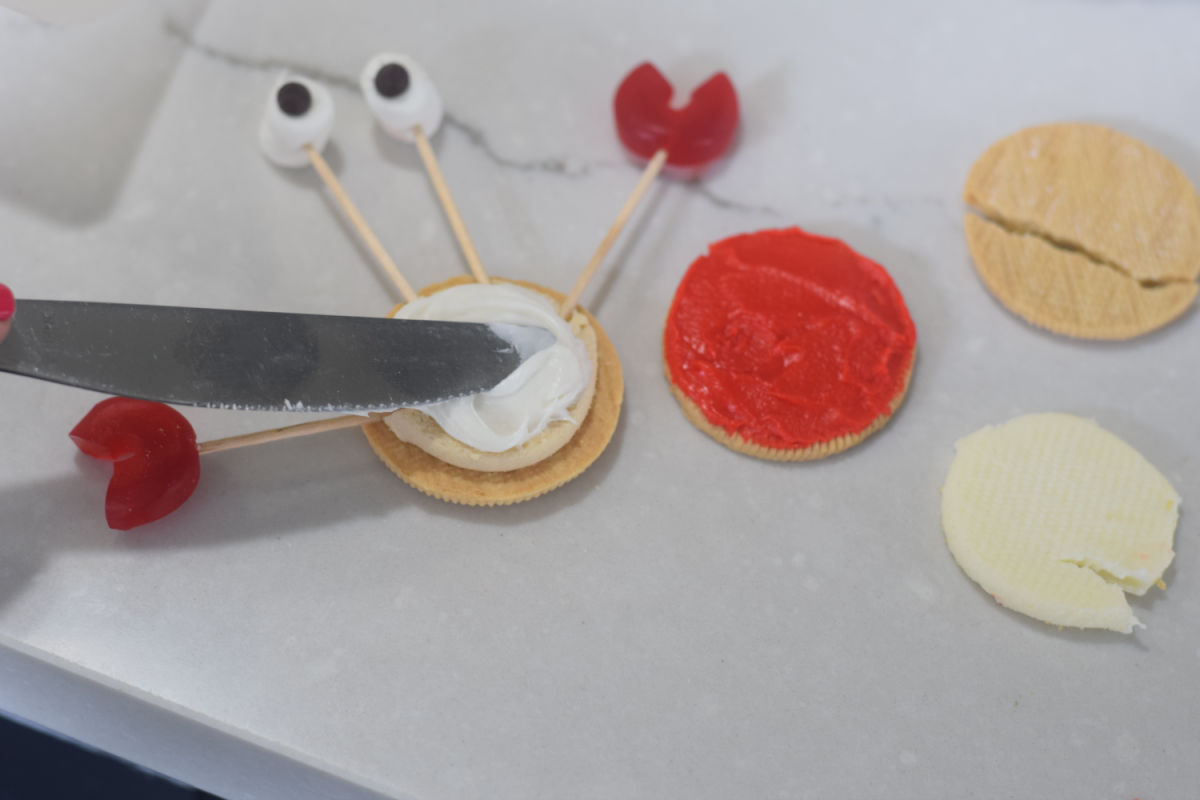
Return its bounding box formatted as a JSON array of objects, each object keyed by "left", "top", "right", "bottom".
[
  {"left": 963, "top": 123, "right": 1200, "bottom": 339},
  {"left": 942, "top": 413, "right": 1179, "bottom": 634},
  {"left": 363, "top": 277, "right": 623, "bottom": 506},
  {"left": 663, "top": 228, "right": 916, "bottom": 461}
]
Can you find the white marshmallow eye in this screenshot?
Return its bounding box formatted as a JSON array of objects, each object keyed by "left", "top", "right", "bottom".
[
  {"left": 360, "top": 53, "right": 443, "bottom": 142},
  {"left": 258, "top": 76, "right": 335, "bottom": 168}
]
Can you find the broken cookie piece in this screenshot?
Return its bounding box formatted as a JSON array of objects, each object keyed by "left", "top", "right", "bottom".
[
  {"left": 963, "top": 123, "right": 1200, "bottom": 339},
  {"left": 942, "top": 413, "right": 1179, "bottom": 634},
  {"left": 964, "top": 215, "right": 1197, "bottom": 339}
]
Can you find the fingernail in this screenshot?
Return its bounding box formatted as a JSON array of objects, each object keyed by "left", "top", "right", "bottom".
[{"left": 0, "top": 284, "right": 13, "bottom": 321}]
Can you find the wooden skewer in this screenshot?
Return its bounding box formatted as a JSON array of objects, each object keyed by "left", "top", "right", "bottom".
[
  {"left": 559, "top": 148, "right": 667, "bottom": 318},
  {"left": 196, "top": 135, "right": 493, "bottom": 459},
  {"left": 196, "top": 145, "right": 667, "bottom": 459},
  {"left": 411, "top": 124, "right": 490, "bottom": 284},
  {"left": 304, "top": 144, "right": 418, "bottom": 302},
  {"left": 197, "top": 412, "right": 388, "bottom": 455}
]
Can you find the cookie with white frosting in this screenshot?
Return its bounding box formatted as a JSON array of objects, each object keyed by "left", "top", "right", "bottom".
[
  {"left": 385, "top": 282, "right": 596, "bottom": 472},
  {"left": 363, "top": 277, "right": 623, "bottom": 505}
]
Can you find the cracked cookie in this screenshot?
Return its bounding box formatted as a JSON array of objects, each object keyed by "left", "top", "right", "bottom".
[
  {"left": 963, "top": 123, "right": 1200, "bottom": 339},
  {"left": 942, "top": 413, "right": 1179, "bottom": 633}
]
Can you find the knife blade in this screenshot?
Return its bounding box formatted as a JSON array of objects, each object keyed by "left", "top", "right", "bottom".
[{"left": 0, "top": 300, "right": 555, "bottom": 412}]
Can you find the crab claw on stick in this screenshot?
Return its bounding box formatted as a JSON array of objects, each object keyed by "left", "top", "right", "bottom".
[
  {"left": 559, "top": 62, "right": 740, "bottom": 318},
  {"left": 70, "top": 397, "right": 392, "bottom": 530}
]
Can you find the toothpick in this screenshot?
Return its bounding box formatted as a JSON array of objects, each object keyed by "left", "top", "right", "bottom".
[
  {"left": 304, "top": 144, "right": 418, "bottom": 302},
  {"left": 559, "top": 148, "right": 667, "bottom": 318},
  {"left": 197, "top": 412, "right": 388, "bottom": 455},
  {"left": 411, "top": 125, "right": 490, "bottom": 284}
]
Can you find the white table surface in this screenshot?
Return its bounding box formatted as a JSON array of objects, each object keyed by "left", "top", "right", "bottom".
[{"left": 1, "top": 1, "right": 1198, "bottom": 797}]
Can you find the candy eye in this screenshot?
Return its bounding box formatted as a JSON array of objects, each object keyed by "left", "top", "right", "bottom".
[
  {"left": 374, "top": 62, "right": 410, "bottom": 98},
  {"left": 276, "top": 81, "right": 312, "bottom": 116},
  {"left": 258, "top": 75, "right": 335, "bottom": 168},
  {"left": 360, "top": 53, "right": 443, "bottom": 142}
]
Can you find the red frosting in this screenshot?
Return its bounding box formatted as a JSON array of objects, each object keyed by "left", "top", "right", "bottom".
[{"left": 664, "top": 228, "right": 916, "bottom": 451}]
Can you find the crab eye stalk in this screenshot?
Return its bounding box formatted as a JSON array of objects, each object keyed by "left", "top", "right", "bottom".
[
  {"left": 360, "top": 53, "right": 443, "bottom": 142},
  {"left": 258, "top": 75, "right": 335, "bottom": 168}
]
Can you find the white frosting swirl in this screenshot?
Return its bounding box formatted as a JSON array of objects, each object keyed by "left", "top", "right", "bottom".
[{"left": 390, "top": 283, "right": 591, "bottom": 452}]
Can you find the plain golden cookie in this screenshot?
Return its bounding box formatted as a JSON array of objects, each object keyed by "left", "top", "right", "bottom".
[
  {"left": 963, "top": 123, "right": 1200, "bottom": 338},
  {"left": 363, "top": 277, "right": 623, "bottom": 506}
]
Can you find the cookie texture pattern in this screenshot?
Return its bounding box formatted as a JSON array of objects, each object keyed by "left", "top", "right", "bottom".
[{"left": 942, "top": 413, "right": 1178, "bottom": 633}]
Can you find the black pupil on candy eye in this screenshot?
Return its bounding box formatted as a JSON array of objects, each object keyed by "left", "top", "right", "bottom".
[
  {"left": 374, "top": 64, "right": 410, "bottom": 98},
  {"left": 277, "top": 82, "right": 312, "bottom": 116}
]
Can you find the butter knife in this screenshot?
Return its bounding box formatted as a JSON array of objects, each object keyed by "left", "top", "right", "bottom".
[{"left": 0, "top": 300, "right": 553, "bottom": 412}]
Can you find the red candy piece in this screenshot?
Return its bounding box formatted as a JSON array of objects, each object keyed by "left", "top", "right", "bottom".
[
  {"left": 613, "top": 62, "right": 739, "bottom": 169},
  {"left": 70, "top": 397, "right": 201, "bottom": 530}
]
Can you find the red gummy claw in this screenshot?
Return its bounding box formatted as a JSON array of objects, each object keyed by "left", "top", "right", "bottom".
[
  {"left": 0, "top": 283, "right": 14, "bottom": 321},
  {"left": 613, "top": 62, "right": 739, "bottom": 170},
  {"left": 70, "top": 397, "right": 201, "bottom": 531}
]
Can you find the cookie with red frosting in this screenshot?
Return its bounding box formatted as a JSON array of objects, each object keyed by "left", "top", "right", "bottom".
[{"left": 663, "top": 227, "right": 916, "bottom": 460}]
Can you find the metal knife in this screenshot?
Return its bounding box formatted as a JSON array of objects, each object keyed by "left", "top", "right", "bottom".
[{"left": 0, "top": 300, "right": 555, "bottom": 412}]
